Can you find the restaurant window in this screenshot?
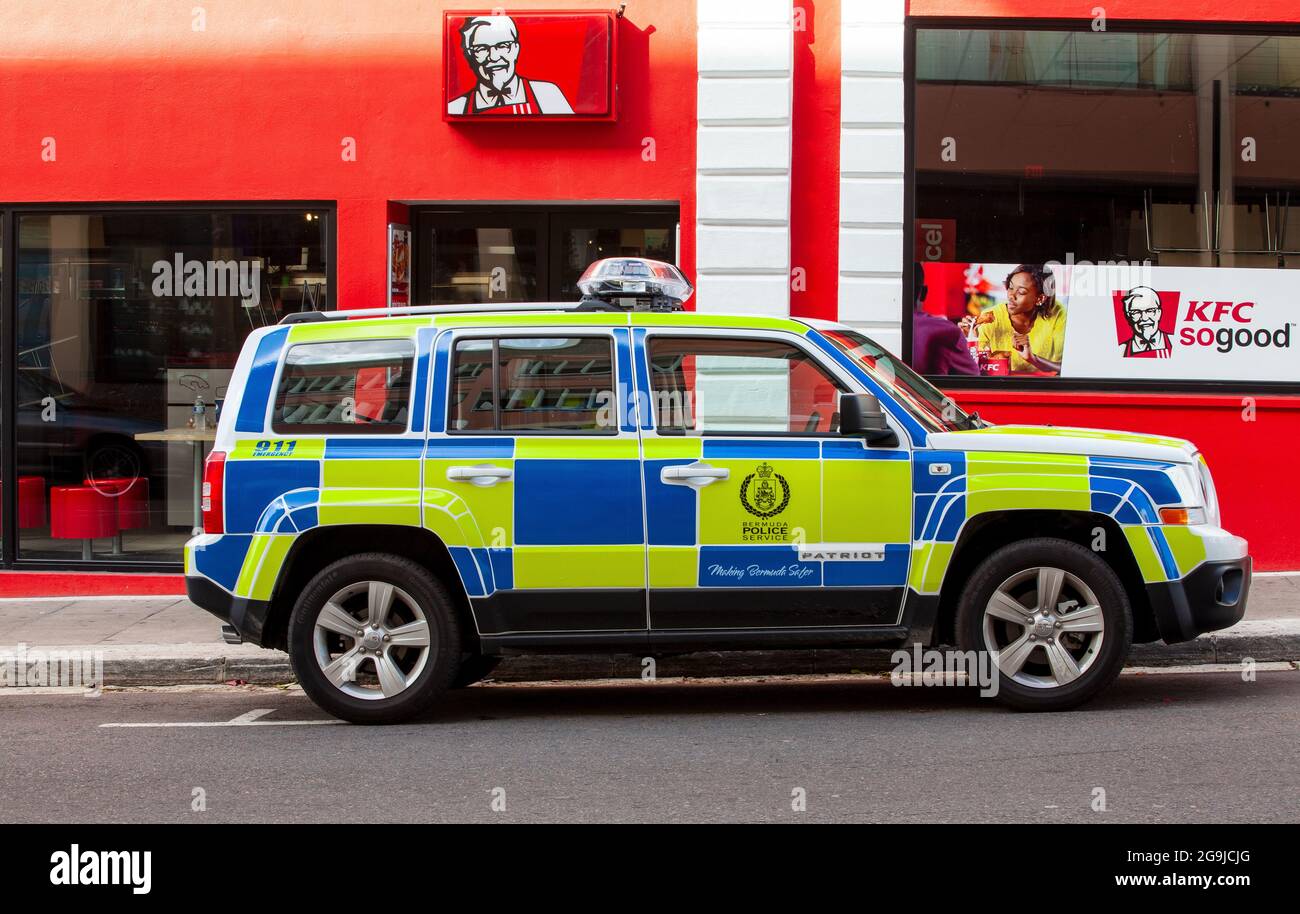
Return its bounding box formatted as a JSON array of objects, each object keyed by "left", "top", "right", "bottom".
[
  {"left": 12, "top": 207, "right": 331, "bottom": 563},
  {"left": 416, "top": 206, "right": 678, "bottom": 305},
  {"left": 911, "top": 27, "right": 1300, "bottom": 387}
]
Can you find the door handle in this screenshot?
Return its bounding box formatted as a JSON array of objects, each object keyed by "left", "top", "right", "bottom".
[
  {"left": 447, "top": 464, "right": 513, "bottom": 487},
  {"left": 661, "top": 463, "right": 729, "bottom": 487}
]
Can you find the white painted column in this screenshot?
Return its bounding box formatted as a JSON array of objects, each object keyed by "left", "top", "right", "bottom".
[
  {"left": 839, "top": 0, "right": 906, "bottom": 354},
  {"left": 695, "top": 0, "right": 793, "bottom": 315}
]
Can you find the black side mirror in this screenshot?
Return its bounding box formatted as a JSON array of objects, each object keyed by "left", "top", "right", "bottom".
[{"left": 839, "top": 393, "right": 899, "bottom": 447}]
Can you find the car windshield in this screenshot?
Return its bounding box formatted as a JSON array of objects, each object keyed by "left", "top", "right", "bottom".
[{"left": 820, "top": 327, "right": 979, "bottom": 433}]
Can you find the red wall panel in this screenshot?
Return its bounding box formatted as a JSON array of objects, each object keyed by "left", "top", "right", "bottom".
[
  {"left": 908, "top": 0, "right": 1300, "bottom": 21},
  {"left": 790, "top": 0, "right": 841, "bottom": 321}
]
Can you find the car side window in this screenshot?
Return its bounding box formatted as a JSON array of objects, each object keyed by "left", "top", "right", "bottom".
[
  {"left": 648, "top": 335, "right": 845, "bottom": 435},
  {"left": 450, "top": 336, "right": 617, "bottom": 434},
  {"left": 272, "top": 338, "right": 415, "bottom": 434}
]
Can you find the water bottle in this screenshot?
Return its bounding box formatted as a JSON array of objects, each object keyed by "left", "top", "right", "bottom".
[{"left": 193, "top": 395, "right": 207, "bottom": 431}]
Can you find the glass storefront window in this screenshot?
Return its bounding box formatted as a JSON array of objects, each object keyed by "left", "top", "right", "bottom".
[
  {"left": 13, "top": 208, "right": 330, "bottom": 562},
  {"left": 912, "top": 27, "right": 1300, "bottom": 386},
  {"left": 417, "top": 207, "right": 678, "bottom": 304}
]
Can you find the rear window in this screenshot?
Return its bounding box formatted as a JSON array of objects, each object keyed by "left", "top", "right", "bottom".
[{"left": 273, "top": 338, "right": 415, "bottom": 434}]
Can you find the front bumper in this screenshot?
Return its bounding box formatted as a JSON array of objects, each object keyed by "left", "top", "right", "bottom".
[
  {"left": 186, "top": 575, "right": 274, "bottom": 648},
  {"left": 1145, "top": 556, "right": 1251, "bottom": 644}
]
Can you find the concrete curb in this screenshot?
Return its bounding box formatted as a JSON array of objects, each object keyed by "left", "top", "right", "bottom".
[{"left": 3, "top": 619, "right": 1297, "bottom": 687}]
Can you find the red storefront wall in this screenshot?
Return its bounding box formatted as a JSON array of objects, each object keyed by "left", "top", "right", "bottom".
[
  {"left": 0, "top": 0, "right": 698, "bottom": 313},
  {"left": 903, "top": 0, "right": 1300, "bottom": 570}
]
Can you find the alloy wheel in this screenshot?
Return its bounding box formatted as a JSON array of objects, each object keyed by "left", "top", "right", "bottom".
[
  {"left": 312, "top": 581, "right": 433, "bottom": 701},
  {"left": 981, "top": 566, "right": 1106, "bottom": 689}
]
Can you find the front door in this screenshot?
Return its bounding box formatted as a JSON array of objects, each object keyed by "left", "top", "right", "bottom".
[{"left": 636, "top": 330, "right": 912, "bottom": 632}]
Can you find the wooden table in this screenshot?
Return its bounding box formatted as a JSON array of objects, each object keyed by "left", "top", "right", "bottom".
[{"left": 135, "top": 428, "right": 218, "bottom": 535}]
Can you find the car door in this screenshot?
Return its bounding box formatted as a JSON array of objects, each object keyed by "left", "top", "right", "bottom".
[
  {"left": 423, "top": 326, "right": 647, "bottom": 637},
  {"left": 634, "top": 327, "right": 912, "bottom": 632}
]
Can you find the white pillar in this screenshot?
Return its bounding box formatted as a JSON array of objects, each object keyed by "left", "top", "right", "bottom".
[
  {"left": 695, "top": 0, "right": 793, "bottom": 316},
  {"left": 839, "top": 0, "right": 906, "bottom": 354}
]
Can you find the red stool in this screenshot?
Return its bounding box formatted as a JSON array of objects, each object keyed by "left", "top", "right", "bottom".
[
  {"left": 19, "top": 476, "right": 47, "bottom": 528},
  {"left": 85, "top": 477, "right": 150, "bottom": 553},
  {"left": 51, "top": 486, "right": 119, "bottom": 561},
  {"left": 0, "top": 476, "right": 47, "bottom": 530}
]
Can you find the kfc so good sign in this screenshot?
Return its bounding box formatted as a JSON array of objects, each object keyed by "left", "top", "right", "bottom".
[
  {"left": 444, "top": 11, "right": 616, "bottom": 121},
  {"left": 1059, "top": 265, "right": 1297, "bottom": 382}
]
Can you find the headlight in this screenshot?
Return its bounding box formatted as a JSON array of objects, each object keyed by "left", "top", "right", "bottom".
[
  {"left": 1168, "top": 463, "right": 1203, "bottom": 507},
  {"left": 1197, "top": 455, "right": 1221, "bottom": 527},
  {"left": 1157, "top": 463, "right": 1209, "bottom": 525}
]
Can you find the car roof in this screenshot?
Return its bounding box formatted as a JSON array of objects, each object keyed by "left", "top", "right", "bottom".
[{"left": 274, "top": 307, "right": 818, "bottom": 340}]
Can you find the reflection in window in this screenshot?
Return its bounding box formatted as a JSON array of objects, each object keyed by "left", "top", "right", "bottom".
[
  {"left": 915, "top": 27, "right": 1300, "bottom": 270},
  {"left": 13, "top": 209, "right": 330, "bottom": 562},
  {"left": 648, "top": 337, "right": 843, "bottom": 435},
  {"left": 274, "top": 339, "right": 414, "bottom": 433},
  {"left": 450, "top": 337, "right": 616, "bottom": 433}
]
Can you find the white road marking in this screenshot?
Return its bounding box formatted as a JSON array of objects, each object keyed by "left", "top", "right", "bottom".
[{"left": 100, "top": 708, "right": 341, "bottom": 728}]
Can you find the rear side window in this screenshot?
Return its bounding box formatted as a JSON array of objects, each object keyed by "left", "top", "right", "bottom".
[
  {"left": 450, "top": 336, "right": 616, "bottom": 434},
  {"left": 273, "top": 338, "right": 415, "bottom": 434}
]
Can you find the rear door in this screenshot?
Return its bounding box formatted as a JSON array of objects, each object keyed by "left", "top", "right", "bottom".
[
  {"left": 424, "top": 326, "right": 647, "bottom": 636},
  {"left": 634, "top": 328, "right": 912, "bottom": 632}
]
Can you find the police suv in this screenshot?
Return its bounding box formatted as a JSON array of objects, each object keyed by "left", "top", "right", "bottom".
[{"left": 186, "top": 259, "right": 1250, "bottom": 723}]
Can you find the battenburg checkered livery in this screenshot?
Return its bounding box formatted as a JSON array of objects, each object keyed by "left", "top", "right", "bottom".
[{"left": 186, "top": 303, "right": 1250, "bottom": 722}]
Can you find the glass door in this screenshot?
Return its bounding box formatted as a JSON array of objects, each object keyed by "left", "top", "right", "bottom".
[{"left": 416, "top": 205, "right": 679, "bottom": 305}]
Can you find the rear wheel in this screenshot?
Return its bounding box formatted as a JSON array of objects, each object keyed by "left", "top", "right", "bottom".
[
  {"left": 288, "top": 554, "right": 461, "bottom": 724},
  {"left": 956, "top": 538, "right": 1132, "bottom": 711}
]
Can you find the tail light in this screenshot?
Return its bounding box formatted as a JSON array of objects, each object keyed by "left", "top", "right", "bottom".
[{"left": 202, "top": 450, "right": 226, "bottom": 534}]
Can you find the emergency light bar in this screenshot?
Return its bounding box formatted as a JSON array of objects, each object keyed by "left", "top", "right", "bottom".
[{"left": 575, "top": 257, "right": 693, "bottom": 312}]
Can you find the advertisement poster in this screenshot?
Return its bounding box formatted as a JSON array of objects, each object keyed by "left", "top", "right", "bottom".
[
  {"left": 914, "top": 261, "right": 1297, "bottom": 383},
  {"left": 388, "top": 223, "right": 411, "bottom": 309},
  {"left": 443, "top": 11, "right": 616, "bottom": 121}
]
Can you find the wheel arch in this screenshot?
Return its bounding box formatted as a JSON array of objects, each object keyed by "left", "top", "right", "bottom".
[
  {"left": 260, "top": 524, "right": 479, "bottom": 652},
  {"left": 930, "top": 510, "right": 1158, "bottom": 646}
]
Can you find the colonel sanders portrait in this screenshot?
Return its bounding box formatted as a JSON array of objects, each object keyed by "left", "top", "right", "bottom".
[
  {"left": 447, "top": 15, "right": 575, "bottom": 116},
  {"left": 1119, "top": 286, "right": 1173, "bottom": 359}
]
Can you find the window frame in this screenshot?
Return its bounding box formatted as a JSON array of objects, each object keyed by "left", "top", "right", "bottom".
[
  {"left": 272, "top": 337, "right": 417, "bottom": 436},
  {"left": 642, "top": 330, "right": 855, "bottom": 439},
  {"left": 0, "top": 200, "right": 336, "bottom": 573},
  {"left": 412, "top": 204, "right": 680, "bottom": 305},
  {"left": 904, "top": 17, "right": 1300, "bottom": 395},
  {"left": 445, "top": 331, "right": 622, "bottom": 437}
]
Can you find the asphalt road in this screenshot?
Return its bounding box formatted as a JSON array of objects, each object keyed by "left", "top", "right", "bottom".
[{"left": 1, "top": 669, "right": 1296, "bottom": 823}]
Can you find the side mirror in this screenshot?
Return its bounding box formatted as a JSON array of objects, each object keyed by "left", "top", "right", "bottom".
[{"left": 839, "top": 393, "right": 899, "bottom": 447}]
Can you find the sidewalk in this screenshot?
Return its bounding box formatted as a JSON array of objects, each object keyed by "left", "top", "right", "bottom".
[{"left": 1, "top": 575, "right": 1297, "bottom": 686}]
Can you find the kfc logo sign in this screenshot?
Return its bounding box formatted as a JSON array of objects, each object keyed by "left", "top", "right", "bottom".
[
  {"left": 444, "top": 11, "right": 616, "bottom": 122},
  {"left": 1113, "top": 286, "right": 1178, "bottom": 358},
  {"left": 1113, "top": 286, "right": 1294, "bottom": 358}
]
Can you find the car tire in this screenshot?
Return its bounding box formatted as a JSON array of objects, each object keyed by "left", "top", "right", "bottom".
[
  {"left": 452, "top": 654, "right": 501, "bottom": 689},
  {"left": 955, "top": 537, "right": 1132, "bottom": 712},
  {"left": 288, "top": 553, "right": 462, "bottom": 724}
]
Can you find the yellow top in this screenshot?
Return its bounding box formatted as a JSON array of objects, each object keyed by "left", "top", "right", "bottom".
[{"left": 977, "top": 302, "right": 1068, "bottom": 372}]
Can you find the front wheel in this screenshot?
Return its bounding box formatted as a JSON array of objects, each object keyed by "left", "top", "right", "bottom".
[
  {"left": 288, "top": 554, "right": 462, "bottom": 724},
  {"left": 956, "top": 538, "right": 1132, "bottom": 712}
]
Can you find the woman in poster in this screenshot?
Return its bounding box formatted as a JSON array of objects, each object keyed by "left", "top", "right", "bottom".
[{"left": 961, "top": 264, "right": 1066, "bottom": 374}]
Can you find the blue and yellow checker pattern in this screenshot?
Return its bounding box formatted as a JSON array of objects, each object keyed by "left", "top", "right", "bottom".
[{"left": 187, "top": 310, "right": 1221, "bottom": 636}]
